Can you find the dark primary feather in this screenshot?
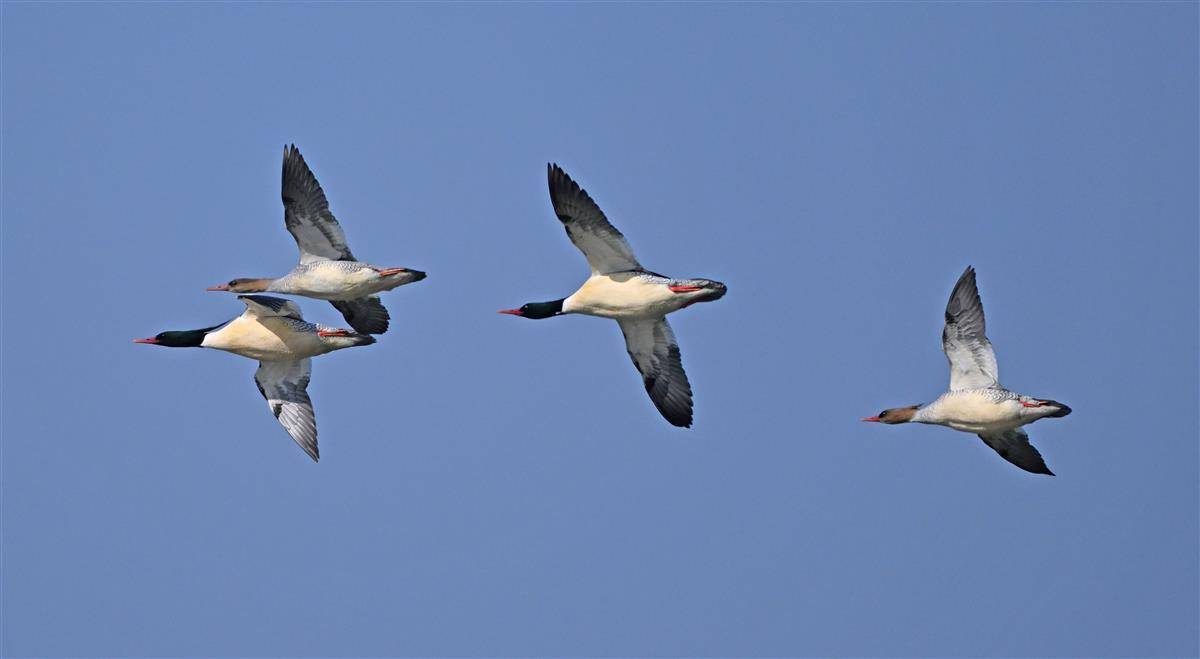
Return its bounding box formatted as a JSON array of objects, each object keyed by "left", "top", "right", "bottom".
[
  {"left": 977, "top": 428, "right": 1054, "bottom": 476},
  {"left": 330, "top": 296, "right": 391, "bottom": 335},
  {"left": 943, "top": 265, "right": 1000, "bottom": 389},
  {"left": 282, "top": 144, "right": 355, "bottom": 263},
  {"left": 238, "top": 294, "right": 304, "bottom": 320},
  {"left": 254, "top": 359, "right": 319, "bottom": 462},
  {"left": 547, "top": 163, "right": 641, "bottom": 274},
  {"left": 618, "top": 318, "right": 694, "bottom": 427}
]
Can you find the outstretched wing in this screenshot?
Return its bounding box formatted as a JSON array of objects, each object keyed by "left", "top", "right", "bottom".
[
  {"left": 282, "top": 144, "right": 356, "bottom": 264},
  {"left": 617, "top": 317, "right": 694, "bottom": 427},
  {"left": 977, "top": 428, "right": 1053, "bottom": 476},
  {"left": 254, "top": 359, "right": 318, "bottom": 462},
  {"left": 943, "top": 266, "right": 1000, "bottom": 390},
  {"left": 330, "top": 296, "right": 390, "bottom": 335},
  {"left": 238, "top": 294, "right": 304, "bottom": 320},
  {"left": 548, "top": 163, "right": 641, "bottom": 274}
]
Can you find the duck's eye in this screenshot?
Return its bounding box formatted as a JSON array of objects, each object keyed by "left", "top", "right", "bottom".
[
  {"left": 228, "top": 280, "right": 238, "bottom": 287},
  {"left": 879, "top": 410, "right": 888, "bottom": 418}
]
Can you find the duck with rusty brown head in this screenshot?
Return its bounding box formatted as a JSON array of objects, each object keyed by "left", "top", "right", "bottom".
[
  {"left": 206, "top": 145, "right": 426, "bottom": 335},
  {"left": 862, "top": 267, "right": 1071, "bottom": 476}
]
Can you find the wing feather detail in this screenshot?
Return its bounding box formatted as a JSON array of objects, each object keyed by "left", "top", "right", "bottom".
[
  {"left": 254, "top": 359, "right": 319, "bottom": 462},
  {"left": 282, "top": 144, "right": 355, "bottom": 264},
  {"left": 617, "top": 317, "right": 694, "bottom": 427},
  {"left": 943, "top": 266, "right": 1000, "bottom": 390},
  {"left": 548, "top": 163, "right": 641, "bottom": 274}
]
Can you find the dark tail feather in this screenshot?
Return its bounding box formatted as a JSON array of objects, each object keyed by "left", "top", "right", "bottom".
[{"left": 1043, "top": 400, "right": 1072, "bottom": 418}]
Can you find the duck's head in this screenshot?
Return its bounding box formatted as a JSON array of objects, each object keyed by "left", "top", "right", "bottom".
[
  {"left": 133, "top": 327, "right": 213, "bottom": 348},
  {"left": 861, "top": 405, "right": 920, "bottom": 424},
  {"left": 498, "top": 299, "right": 565, "bottom": 320},
  {"left": 207, "top": 278, "right": 271, "bottom": 293}
]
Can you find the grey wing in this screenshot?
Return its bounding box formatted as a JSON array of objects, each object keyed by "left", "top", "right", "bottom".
[
  {"left": 977, "top": 428, "right": 1053, "bottom": 476},
  {"left": 330, "top": 296, "right": 390, "bottom": 335},
  {"left": 254, "top": 359, "right": 319, "bottom": 462},
  {"left": 943, "top": 266, "right": 1000, "bottom": 390},
  {"left": 282, "top": 144, "right": 356, "bottom": 264},
  {"left": 617, "top": 317, "right": 694, "bottom": 428},
  {"left": 238, "top": 294, "right": 305, "bottom": 320},
  {"left": 548, "top": 163, "right": 641, "bottom": 274}
]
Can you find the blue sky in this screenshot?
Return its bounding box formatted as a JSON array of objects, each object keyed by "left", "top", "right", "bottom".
[{"left": 2, "top": 3, "right": 1196, "bottom": 657}]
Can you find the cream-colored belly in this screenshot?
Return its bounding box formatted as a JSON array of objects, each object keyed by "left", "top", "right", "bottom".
[
  {"left": 202, "top": 317, "right": 325, "bottom": 361},
  {"left": 289, "top": 264, "right": 379, "bottom": 300},
  {"left": 563, "top": 274, "right": 678, "bottom": 319},
  {"left": 932, "top": 393, "right": 1023, "bottom": 433}
]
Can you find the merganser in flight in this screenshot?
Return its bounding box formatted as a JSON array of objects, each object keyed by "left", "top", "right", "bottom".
[
  {"left": 500, "top": 164, "right": 727, "bottom": 427},
  {"left": 134, "top": 295, "right": 375, "bottom": 462},
  {"left": 863, "top": 266, "right": 1071, "bottom": 475},
  {"left": 206, "top": 145, "right": 426, "bottom": 335}
]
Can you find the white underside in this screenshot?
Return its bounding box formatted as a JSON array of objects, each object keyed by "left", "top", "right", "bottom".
[
  {"left": 918, "top": 391, "right": 1027, "bottom": 434},
  {"left": 562, "top": 273, "right": 703, "bottom": 319},
  {"left": 201, "top": 317, "right": 332, "bottom": 361},
  {"left": 273, "top": 261, "right": 404, "bottom": 300}
]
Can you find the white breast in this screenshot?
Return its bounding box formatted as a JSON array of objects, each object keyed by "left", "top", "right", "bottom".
[
  {"left": 921, "top": 391, "right": 1024, "bottom": 433},
  {"left": 563, "top": 273, "right": 677, "bottom": 319},
  {"left": 201, "top": 317, "right": 326, "bottom": 361},
  {"left": 283, "top": 262, "right": 377, "bottom": 300}
]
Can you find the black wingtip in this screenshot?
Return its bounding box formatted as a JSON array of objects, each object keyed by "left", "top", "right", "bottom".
[{"left": 955, "top": 265, "right": 977, "bottom": 288}]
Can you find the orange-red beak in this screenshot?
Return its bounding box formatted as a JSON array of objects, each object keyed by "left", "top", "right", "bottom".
[
  {"left": 375, "top": 267, "right": 408, "bottom": 277},
  {"left": 206, "top": 284, "right": 230, "bottom": 291},
  {"left": 133, "top": 337, "right": 160, "bottom": 344},
  {"left": 861, "top": 416, "right": 881, "bottom": 422},
  {"left": 318, "top": 329, "right": 351, "bottom": 337},
  {"left": 669, "top": 285, "right": 704, "bottom": 293},
  {"left": 497, "top": 309, "right": 523, "bottom": 316}
]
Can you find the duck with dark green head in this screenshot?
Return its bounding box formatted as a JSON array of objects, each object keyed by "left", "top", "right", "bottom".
[
  {"left": 499, "top": 164, "right": 727, "bottom": 428},
  {"left": 134, "top": 295, "right": 375, "bottom": 462}
]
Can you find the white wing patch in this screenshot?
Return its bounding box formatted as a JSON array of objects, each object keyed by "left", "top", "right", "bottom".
[
  {"left": 548, "top": 163, "right": 642, "bottom": 275},
  {"left": 617, "top": 317, "right": 694, "bottom": 427},
  {"left": 942, "top": 266, "right": 1000, "bottom": 390},
  {"left": 254, "top": 359, "right": 319, "bottom": 462},
  {"left": 282, "top": 144, "right": 356, "bottom": 264}
]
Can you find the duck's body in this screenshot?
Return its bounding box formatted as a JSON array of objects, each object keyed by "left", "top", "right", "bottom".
[
  {"left": 500, "top": 164, "right": 726, "bottom": 428},
  {"left": 914, "top": 387, "right": 1067, "bottom": 434},
  {"left": 135, "top": 295, "right": 374, "bottom": 462},
  {"left": 208, "top": 145, "right": 425, "bottom": 334},
  {"left": 200, "top": 308, "right": 355, "bottom": 361},
  {"left": 863, "top": 267, "right": 1071, "bottom": 475},
  {"left": 265, "top": 259, "right": 416, "bottom": 301},
  {"left": 563, "top": 270, "right": 722, "bottom": 320}
]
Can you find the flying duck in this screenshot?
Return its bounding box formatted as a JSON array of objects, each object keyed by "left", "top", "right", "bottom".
[
  {"left": 206, "top": 145, "right": 426, "bottom": 335},
  {"left": 500, "top": 164, "right": 727, "bottom": 427},
  {"left": 863, "top": 266, "right": 1071, "bottom": 475},
  {"left": 134, "top": 295, "right": 375, "bottom": 462}
]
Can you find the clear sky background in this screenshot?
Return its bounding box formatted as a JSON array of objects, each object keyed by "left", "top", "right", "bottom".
[{"left": 2, "top": 3, "right": 1197, "bottom": 657}]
